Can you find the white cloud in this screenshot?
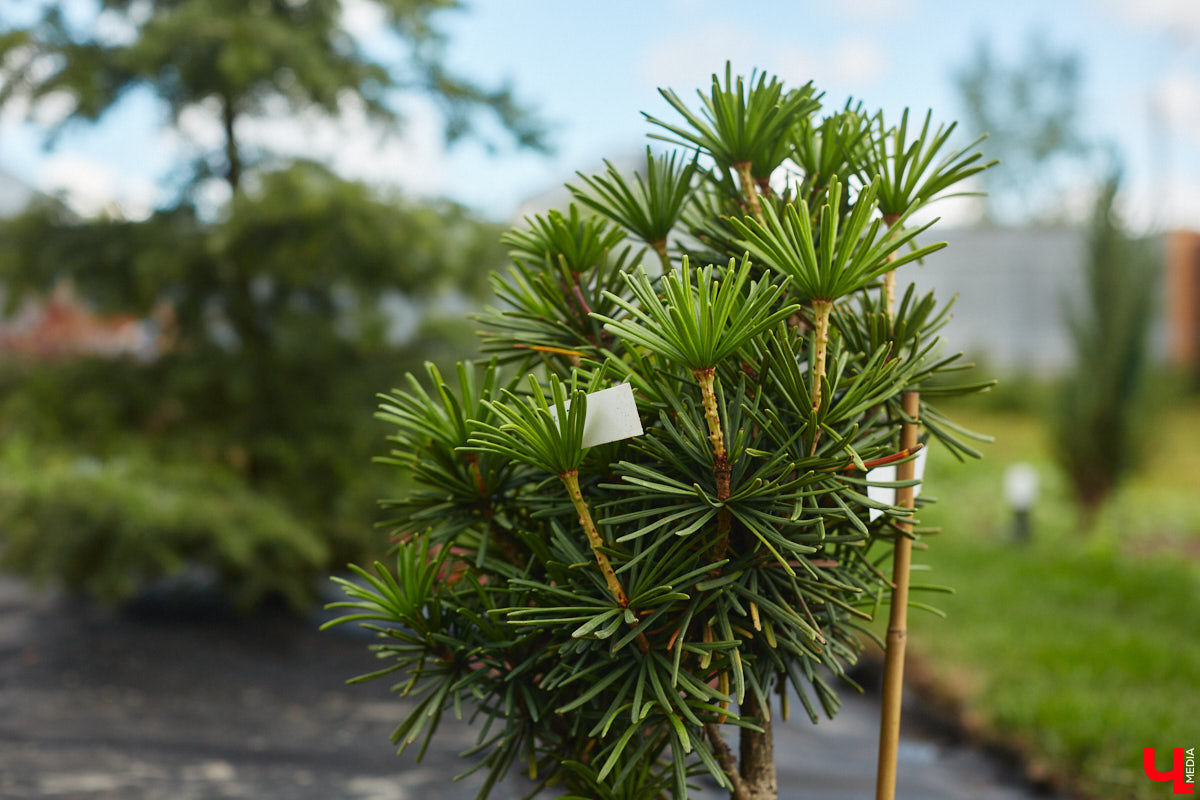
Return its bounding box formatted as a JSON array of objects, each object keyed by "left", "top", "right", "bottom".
[
  {"left": 38, "top": 153, "right": 159, "bottom": 219},
  {"left": 0, "top": 90, "right": 77, "bottom": 128},
  {"left": 239, "top": 95, "right": 448, "bottom": 196},
  {"left": 92, "top": 6, "right": 140, "bottom": 45},
  {"left": 1152, "top": 70, "right": 1200, "bottom": 142},
  {"left": 165, "top": 97, "right": 226, "bottom": 159},
  {"left": 837, "top": 0, "right": 915, "bottom": 21},
  {"left": 0, "top": 44, "right": 77, "bottom": 127},
  {"left": 831, "top": 38, "right": 886, "bottom": 85},
  {"left": 341, "top": 0, "right": 387, "bottom": 40},
  {"left": 908, "top": 189, "right": 987, "bottom": 229},
  {"left": 639, "top": 28, "right": 887, "bottom": 97},
  {"left": 1107, "top": 0, "right": 1200, "bottom": 41},
  {"left": 158, "top": 92, "right": 448, "bottom": 203},
  {"left": 1120, "top": 171, "right": 1200, "bottom": 233},
  {"left": 772, "top": 52, "right": 823, "bottom": 88},
  {"left": 640, "top": 24, "right": 762, "bottom": 94}
]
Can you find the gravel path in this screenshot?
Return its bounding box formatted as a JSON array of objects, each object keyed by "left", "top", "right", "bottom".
[{"left": 0, "top": 577, "right": 1055, "bottom": 799}]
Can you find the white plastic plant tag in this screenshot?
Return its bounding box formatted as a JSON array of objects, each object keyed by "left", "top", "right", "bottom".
[
  {"left": 554, "top": 383, "right": 644, "bottom": 448},
  {"left": 866, "top": 447, "right": 927, "bottom": 521}
]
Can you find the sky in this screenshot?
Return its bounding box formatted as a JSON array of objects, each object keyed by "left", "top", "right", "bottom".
[{"left": 0, "top": 0, "right": 1198, "bottom": 231}]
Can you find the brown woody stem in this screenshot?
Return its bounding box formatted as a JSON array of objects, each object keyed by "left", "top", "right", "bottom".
[
  {"left": 882, "top": 213, "right": 901, "bottom": 323},
  {"left": 695, "top": 368, "right": 732, "bottom": 559},
  {"left": 705, "top": 723, "right": 751, "bottom": 800},
  {"left": 561, "top": 470, "right": 628, "bottom": 606},
  {"left": 739, "top": 691, "right": 777, "bottom": 799},
  {"left": 560, "top": 470, "right": 650, "bottom": 653},
  {"left": 811, "top": 299, "right": 834, "bottom": 412},
  {"left": 650, "top": 239, "right": 671, "bottom": 273},
  {"left": 695, "top": 368, "right": 726, "bottom": 463},
  {"left": 466, "top": 455, "right": 523, "bottom": 567},
  {"left": 734, "top": 161, "right": 763, "bottom": 220}
]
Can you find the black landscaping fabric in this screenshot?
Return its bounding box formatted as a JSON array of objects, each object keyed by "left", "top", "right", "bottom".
[{"left": 0, "top": 577, "right": 1053, "bottom": 800}]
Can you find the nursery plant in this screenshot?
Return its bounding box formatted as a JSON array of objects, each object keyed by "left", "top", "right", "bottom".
[{"left": 326, "top": 64, "right": 993, "bottom": 800}]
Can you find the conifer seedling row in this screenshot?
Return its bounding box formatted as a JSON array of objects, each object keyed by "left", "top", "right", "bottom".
[{"left": 326, "top": 63, "right": 995, "bottom": 800}]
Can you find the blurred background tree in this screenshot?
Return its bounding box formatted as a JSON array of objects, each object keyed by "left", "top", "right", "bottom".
[
  {"left": 956, "top": 34, "right": 1092, "bottom": 224},
  {"left": 0, "top": 0, "right": 548, "bottom": 198},
  {"left": 0, "top": 0, "right": 548, "bottom": 606},
  {"left": 953, "top": 36, "right": 1166, "bottom": 525},
  {"left": 1053, "top": 170, "right": 1160, "bottom": 522}
]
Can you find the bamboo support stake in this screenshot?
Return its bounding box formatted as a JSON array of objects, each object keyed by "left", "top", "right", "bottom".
[{"left": 875, "top": 390, "right": 920, "bottom": 800}]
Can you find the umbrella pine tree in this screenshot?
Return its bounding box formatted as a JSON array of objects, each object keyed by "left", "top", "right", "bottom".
[{"left": 326, "top": 65, "right": 993, "bottom": 800}]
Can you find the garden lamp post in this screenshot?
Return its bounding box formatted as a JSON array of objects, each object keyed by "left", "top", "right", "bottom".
[{"left": 1004, "top": 462, "right": 1039, "bottom": 542}]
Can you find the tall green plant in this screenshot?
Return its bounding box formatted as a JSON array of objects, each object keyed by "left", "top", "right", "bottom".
[
  {"left": 328, "top": 65, "right": 992, "bottom": 800},
  {"left": 1054, "top": 173, "right": 1159, "bottom": 519}
]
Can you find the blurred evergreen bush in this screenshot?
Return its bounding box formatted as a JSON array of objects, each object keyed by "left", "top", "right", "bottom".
[
  {"left": 1053, "top": 173, "right": 1159, "bottom": 519},
  {"left": 0, "top": 0, "right": 547, "bottom": 609},
  {"left": 0, "top": 164, "right": 506, "bottom": 606},
  {"left": 0, "top": 437, "right": 327, "bottom": 609}
]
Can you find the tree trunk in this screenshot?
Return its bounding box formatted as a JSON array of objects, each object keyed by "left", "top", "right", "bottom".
[
  {"left": 222, "top": 95, "right": 242, "bottom": 193},
  {"left": 739, "top": 692, "right": 776, "bottom": 799},
  {"left": 218, "top": 92, "right": 263, "bottom": 352},
  {"left": 218, "top": 91, "right": 270, "bottom": 486}
]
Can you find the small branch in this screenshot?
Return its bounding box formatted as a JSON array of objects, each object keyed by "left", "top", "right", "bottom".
[
  {"left": 695, "top": 368, "right": 732, "bottom": 560},
  {"left": 560, "top": 470, "right": 649, "bottom": 653},
  {"left": 561, "top": 470, "right": 628, "bottom": 605},
  {"left": 570, "top": 283, "right": 593, "bottom": 316},
  {"left": 220, "top": 93, "right": 241, "bottom": 194},
  {"left": 822, "top": 443, "right": 925, "bottom": 473},
  {"left": 810, "top": 299, "right": 834, "bottom": 413},
  {"left": 466, "top": 454, "right": 523, "bottom": 568},
  {"left": 881, "top": 213, "right": 902, "bottom": 324},
  {"left": 558, "top": 266, "right": 595, "bottom": 351},
  {"left": 733, "top": 161, "right": 763, "bottom": 220},
  {"left": 465, "top": 453, "right": 488, "bottom": 495},
  {"left": 694, "top": 368, "right": 727, "bottom": 464},
  {"left": 718, "top": 670, "right": 730, "bottom": 722},
  {"left": 650, "top": 239, "right": 671, "bottom": 273},
  {"left": 705, "top": 723, "right": 751, "bottom": 800}
]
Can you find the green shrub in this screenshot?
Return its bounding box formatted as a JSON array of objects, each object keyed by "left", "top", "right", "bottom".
[
  {"left": 1053, "top": 173, "right": 1159, "bottom": 518},
  {"left": 0, "top": 165, "right": 509, "bottom": 593},
  {"left": 327, "top": 66, "right": 993, "bottom": 799},
  {"left": 0, "top": 438, "right": 328, "bottom": 609}
]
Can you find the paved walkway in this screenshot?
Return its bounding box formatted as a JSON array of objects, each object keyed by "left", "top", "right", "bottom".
[{"left": 0, "top": 577, "right": 1055, "bottom": 799}]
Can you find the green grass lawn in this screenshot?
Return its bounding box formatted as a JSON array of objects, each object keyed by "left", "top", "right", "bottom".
[{"left": 903, "top": 400, "right": 1200, "bottom": 799}]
